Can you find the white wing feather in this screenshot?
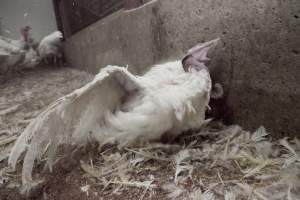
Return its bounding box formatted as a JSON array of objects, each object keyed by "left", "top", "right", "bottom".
[{"left": 9, "top": 65, "right": 139, "bottom": 185}]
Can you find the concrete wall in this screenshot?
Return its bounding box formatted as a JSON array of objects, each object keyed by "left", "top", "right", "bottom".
[
  {"left": 64, "top": 0, "right": 300, "bottom": 137},
  {"left": 0, "top": 0, "right": 57, "bottom": 40}
]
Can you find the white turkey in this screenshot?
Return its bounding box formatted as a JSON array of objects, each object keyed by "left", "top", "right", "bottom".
[
  {"left": 21, "top": 48, "right": 40, "bottom": 69},
  {"left": 0, "top": 26, "right": 32, "bottom": 74},
  {"left": 9, "top": 38, "right": 222, "bottom": 190},
  {"left": 37, "top": 30, "right": 63, "bottom": 65}
]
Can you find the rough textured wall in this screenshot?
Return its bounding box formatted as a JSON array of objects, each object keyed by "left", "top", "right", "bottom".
[
  {"left": 64, "top": 0, "right": 300, "bottom": 137},
  {"left": 63, "top": 4, "right": 158, "bottom": 74}
]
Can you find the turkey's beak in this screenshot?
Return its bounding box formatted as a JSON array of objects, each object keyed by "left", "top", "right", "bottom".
[{"left": 182, "top": 38, "right": 220, "bottom": 72}]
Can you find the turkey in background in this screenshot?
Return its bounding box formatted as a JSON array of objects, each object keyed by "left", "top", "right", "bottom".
[
  {"left": 0, "top": 27, "right": 64, "bottom": 79},
  {"left": 0, "top": 26, "right": 33, "bottom": 75}
]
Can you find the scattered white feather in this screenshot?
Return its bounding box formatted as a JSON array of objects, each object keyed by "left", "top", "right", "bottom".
[
  {"left": 224, "top": 190, "right": 236, "bottom": 200},
  {"left": 251, "top": 126, "right": 269, "bottom": 142},
  {"left": 163, "top": 183, "right": 186, "bottom": 199},
  {"left": 189, "top": 189, "right": 215, "bottom": 200},
  {"left": 173, "top": 149, "right": 193, "bottom": 184}
]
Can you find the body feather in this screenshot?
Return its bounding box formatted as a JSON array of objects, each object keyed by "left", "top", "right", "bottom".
[{"left": 37, "top": 31, "right": 63, "bottom": 64}]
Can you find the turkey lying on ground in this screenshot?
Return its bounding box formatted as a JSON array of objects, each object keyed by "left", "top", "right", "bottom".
[{"left": 9, "top": 38, "right": 222, "bottom": 191}]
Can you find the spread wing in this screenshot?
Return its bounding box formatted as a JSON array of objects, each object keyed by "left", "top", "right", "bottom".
[{"left": 8, "top": 65, "right": 142, "bottom": 188}]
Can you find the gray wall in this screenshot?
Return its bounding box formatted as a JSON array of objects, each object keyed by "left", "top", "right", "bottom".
[
  {"left": 0, "top": 0, "right": 57, "bottom": 40},
  {"left": 64, "top": 0, "right": 300, "bottom": 137}
]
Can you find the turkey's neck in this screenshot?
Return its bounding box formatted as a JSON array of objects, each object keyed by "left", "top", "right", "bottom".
[
  {"left": 20, "top": 29, "right": 29, "bottom": 42},
  {"left": 19, "top": 34, "right": 29, "bottom": 50},
  {"left": 182, "top": 56, "right": 209, "bottom": 73}
]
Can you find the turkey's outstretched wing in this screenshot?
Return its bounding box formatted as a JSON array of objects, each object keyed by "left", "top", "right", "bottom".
[{"left": 8, "top": 65, "right": 141, "bottom": 188}]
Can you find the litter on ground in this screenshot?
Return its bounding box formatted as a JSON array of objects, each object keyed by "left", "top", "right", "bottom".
[{"left": 0, "top": 67, "right": 299, "bottom": 200}]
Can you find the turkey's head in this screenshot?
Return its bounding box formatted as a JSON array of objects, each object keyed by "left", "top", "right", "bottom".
[
  {"left": 182, "top": 38, "right": 220, "bottom": 73},
  {"left": 53, "top": 31, "right": 64, "bottom": 41},
  {"left": 183, "top": 38, "right": 224, "bottom": 100},
  {"left": 20, "top": 26, "right": 31, "bottom": 42}
]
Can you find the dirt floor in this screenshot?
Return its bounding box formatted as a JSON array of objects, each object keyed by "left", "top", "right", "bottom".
[{"left": 0, "top": 66, "right": 299, "bottom": 200}]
